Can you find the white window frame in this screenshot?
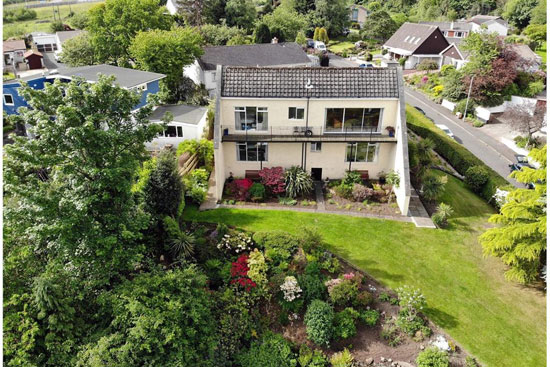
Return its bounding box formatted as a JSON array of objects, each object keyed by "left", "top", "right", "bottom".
[
  {"left": 456, "top": 31, "right": 463, "bottom": 38},
  {"left": 324, "top": 107, "right": 384, "bottom": 133},
  {"left": 159, "top": 124, "right": 184, "bottom": 138},
  {"left": 236, "top": 142, "right": 268, "bottom": 162},
  {"left": 133, "top": 83, "right": 148, "bottom": 92},
  {"left": 311, "top": 142, "right": 322, "bottom": 152},
  {"left": 345, "top": 142, "right": 379, "bottom": 163},
  {"left": 289, "top": 107, "right": 305, "bottom": 120},
  {"left": 3, "top": 94, "right": 14, "bottom": 106},
  {"left": 234, "top": 106, "right": 268, "bottom": 131},
  {"left": 351, "top": 8, "right": 358, "bottom": 21}
]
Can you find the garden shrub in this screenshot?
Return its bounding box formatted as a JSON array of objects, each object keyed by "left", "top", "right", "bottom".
[
  {"left": 238, "top": 332, "right": 296, "bottom": 367},
  {"left": 285, "top": 166, "right": 313, "bottom": 198},
  {"left": 343, "top": 170, "right": 362, "bottom": 186},
  {"left": 253, "top": 230, "right": 298, "bottom": 251},
  {"left": 177, "top": 139, "right": 214, "bottom": 171},
  {"left": 217, "top": 232, "right": 254, "bottom": 254},
  {"left": 353, "top": 290, "right": 374, "bottom": 307},
  {"left": 230, "top": 255, "right": 257, "bottom": 292},
  {"left": 381, "top": 320, "right": 401, "bottom": 347},
  {"left": 406, "top": 106, "right": 511, "bottom": 205},
  {"left": 465, "top": 356, "right": 479, "bottom": 367},
  {"left": 347, "top": 32, "right": 360, "bottom": 42},
  {"left": 334, "top": 183, "right": 353, "bottom": 199},
  {"left": 333, "top": 307, "right": 359, "bottom": 339},
  {"left": 298, "top": 344, "right": 328, "bottom": 367},
  {"left": 298, "top": 272, "right": 327, "bottom": 304},
  {"left": 258, "top": 166, "right": 286, "bottom": 196},
  {"left": 417, "top": 59, "right": 438, "bottom": 71},
  {"left": 360, "top": 309, "right": 380, "bottom": 327},
  {"left": 351, "top": 184, "right": 373, "bottom": 202},
  {"left": 184, "top": 168, "right": 210, "bottom": 204},
  {"left": 454, "top": 99, "right": 475, "bottom": 118},
  {"left": 226, "top": 178, "right": 253, "bottom": 201},
  {"left": 304, "top": 300, "right": 334, "bottom": 346},
  {"left": 399, "top": 57, "right": 406, "bottom": 66},
  {"left": 329, "top": 348, "right": 354, "bottom": 367},
  {"left": 249, "top": 183, "right": 266, "bottom": 201},
  {"left": 465, "top": 166, "right": 489, "bottom": 193},
  {"left": 327, "top": 279, "right": 359, "bottom": 306},
  {"left": 247, "top": 249, "right": 268, "bottom": 291},
  {"left": 431, "top": 203, "right": 454, "bottom": 228},
  {"left": 299, "top": 227, "right": 324, "bottom": 254},
  {"left": 416, "top": 347, "right": 449, "bottom": 367}
]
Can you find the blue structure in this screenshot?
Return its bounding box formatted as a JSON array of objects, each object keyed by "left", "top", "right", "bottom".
[{"left": 3, "top": 64, "right": 166, "bottom": 115}]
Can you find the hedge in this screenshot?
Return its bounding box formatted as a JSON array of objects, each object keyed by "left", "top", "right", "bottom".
[{"left": 405, "top": 105, "right": 511, "bottom": 205}]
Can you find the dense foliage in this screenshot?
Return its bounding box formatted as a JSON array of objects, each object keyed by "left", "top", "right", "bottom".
[{"left": 304, "top": 300, "right": 334, "bottom": 346}]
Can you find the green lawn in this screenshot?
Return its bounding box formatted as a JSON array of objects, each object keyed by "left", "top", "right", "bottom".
[
  {"left": 185, "top": 173, "right": 546, "bottom": 367},
  {"left": 3, "top": 2, "right": 102, "bottom": 40},
  {"left": 536, "top": 41, "right": 547, "bottom": 64}
]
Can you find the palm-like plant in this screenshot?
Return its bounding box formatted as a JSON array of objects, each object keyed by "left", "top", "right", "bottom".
[
  {"left": 415, "top": 138, "right": 435, "bottom": 178},
  {"left": 386, "top": 170, "right": 400, "bottom": 204},
  {"left": 436, "top": 203, "right": 454, "bottom": 218},
  {"left": 171, "top": 231, "right": 196, "bottom": 259},
  {"left": 285, "top": 166, "right": 313, "bottom": 198},
  {"left": 421, "top": 174, "right": 447, "bottom": 202}
]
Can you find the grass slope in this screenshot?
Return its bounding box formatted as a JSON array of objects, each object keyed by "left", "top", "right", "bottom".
[
  {"left": 3, "top": 2, "right": 102, "bottom": 40},
  {"left": 185, "top": 173, "right": 545, "bottom": 367},
  {"left": 536, "top": 41, "right": 547, "bottom": 64}
]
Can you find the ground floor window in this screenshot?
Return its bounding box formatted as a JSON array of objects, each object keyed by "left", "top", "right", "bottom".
[
  {"left": 237, "top": 142, "right": 268, "bottom": 161},
  {"left": 159, "top": 125, "right": 183, "bottom": 138},
  {"left": 345, "top": 143, "right": 378, "bottom": 162},
  {"left": 3, "top": 94, "right": 14, "bottom": 105},
  {"left": 311, "top": 142, "right": 322, "bottom": 152}
]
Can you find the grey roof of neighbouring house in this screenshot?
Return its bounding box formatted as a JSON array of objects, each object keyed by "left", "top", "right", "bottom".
[
  {"left": 510, "top": 43, "right": 542, "bottom": 63},
  {"left": 56, "top": 64, "right": 165, "bottom": 88},
  {"left": 3, "top": 39, "right": 26, "bottom": 52},
  {"left": 149, "top": 104, "right": 207, "bottom": 125},
  {"left": 468, "top": 15, "right": 507, "bottom": 26},
  {"left": 221, "top": 67, "right": 400, "bottom": 98},
  {"left": 419, "top": 21, "right": 472, "bottom": 31},
  {"left": 199, "top": 42, "right": 311, "bottom": 71},
  {"left": 56, "top": 30, "right": 85, "bottom": 44},
  {"left": 384, "top": 23, "right": 441, "bottom": 53}
]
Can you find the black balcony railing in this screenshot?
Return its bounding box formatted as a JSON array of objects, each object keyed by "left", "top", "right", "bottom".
[{"left": 220, "top": 125, "right": 391, "bottom": 140}]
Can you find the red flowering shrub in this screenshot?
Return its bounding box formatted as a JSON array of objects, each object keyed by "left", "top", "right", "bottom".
[
  {"left": 258, "top": 167, "right": 285, "bottom": 196},
  {"left": 230, "top": 254, "right": 256, "bottom": 292},
  {"left": 226, "top": 178, "right": 253, "bottom": 201}
]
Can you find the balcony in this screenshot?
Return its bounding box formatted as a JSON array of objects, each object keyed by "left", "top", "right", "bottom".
[{"left": 220, "top": 125, "right": 398, "bottom": 143}]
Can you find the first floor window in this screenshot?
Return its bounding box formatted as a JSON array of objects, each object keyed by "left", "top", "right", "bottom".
[
  {"left": 289, "top": 107, "right": 305, "bottom": 120},
  {"left": 160, "top": 125, "right": 183, "bottom": 138},
  {"left": 311, "top": 142, "right": 322, "bottom": 152},
  {"left": 325, "top": 108, "right": 382, "bottom": 133},
  {"left": 237, "top": 142, "right": 268, "bottom": 161},
  {"left": 3, "top": 94, "right": 14, "bottom": 105},
  {"left": 234, "top": 106, "right": 268, "bottom": 130},
  {"left": 345, "top": 143, "right": 378, "bottom": 162}
]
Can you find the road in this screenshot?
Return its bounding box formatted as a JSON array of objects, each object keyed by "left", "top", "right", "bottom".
[{"left": 404, "top": 86, "right": 521, "bottom": 187}]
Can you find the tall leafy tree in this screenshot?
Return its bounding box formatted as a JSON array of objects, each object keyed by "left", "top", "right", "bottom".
[
  {"left": 203, "top": 0, "right": 228, "bottom": 23},
  {"left": 4, "top": 76, "right": 162, "bottom": 287},
  {"left": 129, "top": 27, "right": 203, "bottom": 102},
  {"left": 503, "top": 0, "right": 538, "bottom": 30},
  {"left": 259, "top": 6, "right": 308, "bottom": 42},
  {"left": 254, "top": 22, "right": 272, "bottom": 43},
  {"left": 87, "top": 0, "right": 172, "bottom": 66},
  {"left": 529, "top": 0, "right": 546, "bottom": 25},
  {"left": 480, "top": 146, "right": 547, "bottom": 284},
  {"left": 360, "top": 10, "right": 398, "bottom": 42},
  {"left": 311, "top": 0, "right": 349, "bottom": 36},
  {"left": 176, "top": 0, "right": 204, "bottom": 26},
  {"left": 225, "top": 0, "right": 257, "bottom": 31},
  {"left": 59, "top": 33, "right": 97, "bottom": 67}
]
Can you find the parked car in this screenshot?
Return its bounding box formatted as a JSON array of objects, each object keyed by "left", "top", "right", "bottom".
[
  {"left": 509, "top": 155, "right": 534, "bottom": 172},
  {"left": 435, "top": 124, "right": 454, "bottom": 138},
  {"left": 342, "top": 28, "right": 350, "bottom": 36},
  {"left": 414, "top": 106, "right": 426, "bottom": 115},
  {"left": 54, "top": 50, "right": 62, "bottom": 62},
  {"left": 306, "top": 39, "right": 315, "bottom": 49},
  {"left": 314, "top": 41, "right": 327, "bottom": 52},
  {"left": 359, "top": 63, "right": 374, "bottom": 68}
]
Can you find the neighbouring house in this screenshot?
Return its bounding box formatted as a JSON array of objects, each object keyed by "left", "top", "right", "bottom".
[
  {"left": 419, "top": 21, "right": 472, "bottom": 40},
  {"left": 146, "top": 104, "right": 208, "bottom": 151},
  {"left": 383, "top": 23, "right": 449, "bottom": 69},
  {"left": 509, "top": 43, "right": 543, "bottom": 72},
  {"left": 468, "top": 15, "right": 508, "bottom": 36},
  {"left": 439, "top": 43, "right": 469, "bottom": 69},
  {"left": 24, "top": 50, "right": 44, "bottom": 70},
  {"left": 3, "top": 40, "right": 26, "bottom": 72},
  {"left": 213, "top": 66, "right": 411, "bottom": 214},
  {"left": 3, "top": 64, "right": 165, "bottom": 115},
  {"left": 349, "top": 5, "right": 369, "bottom": 28},
  {"left": 183, "top": 42, "right": 312, "bottom": 96},
  {"left": 30, "top": 32, "right": 58, "bottom": 52},
  {"left": 55, "top": 30, "right": 85, "bottom": 53}
]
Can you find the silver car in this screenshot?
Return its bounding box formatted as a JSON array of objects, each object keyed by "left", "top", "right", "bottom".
[{"left": 435, "top": 124, "right": 454, "bottom": 138}]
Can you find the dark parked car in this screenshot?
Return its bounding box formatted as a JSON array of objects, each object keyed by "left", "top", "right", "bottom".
[
  {"left": 509, "top": 155, "right": 534, "bottom": 172},
  {"left": 342, "top": 28, "right": 350, "bottom": 36},
  {"left": 306, "top": 39, "right": 315, "bottom": 49}
]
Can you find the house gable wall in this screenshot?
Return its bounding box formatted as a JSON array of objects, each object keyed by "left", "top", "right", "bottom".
[{"left": 414, "top": 29, "right": 449, "bottom": 55}]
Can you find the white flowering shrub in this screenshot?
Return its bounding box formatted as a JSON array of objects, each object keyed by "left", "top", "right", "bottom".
[
  {"left": 280, "top": 276, "right": 302, "bottom": 302},
  {"left": 493, "top": 188, "right": 509, "bottom": 208},
  {"left": 396, "top": 285, "right": 426, "bottom": 319},
  {"left": 217, "top": 232, "right": 253, "bottom": 254}
]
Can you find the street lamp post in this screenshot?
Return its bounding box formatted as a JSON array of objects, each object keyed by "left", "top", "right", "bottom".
[{"left": 463, "top": 75, "right": 474, "bottom": 122}]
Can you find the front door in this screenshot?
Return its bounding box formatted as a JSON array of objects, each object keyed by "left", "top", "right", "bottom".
[{"left": 311, "top": 168, "right": 322, "bottom": 181}]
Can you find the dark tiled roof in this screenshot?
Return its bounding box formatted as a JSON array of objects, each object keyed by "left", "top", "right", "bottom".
[
  {"left": 221, "top": 67, "right": 399, "bottom": 99},
  {"left": 384, "top": 23, "right": 440, "bottom": 53},
  {"left": 56, "top": 64, "right": 165, "bottom": 88},
  {"left": 149, "top": 104, "right": 207, "bottom": 125},
  {"left": 200, "top": 42, "right": 311, "bottom": 70}
]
